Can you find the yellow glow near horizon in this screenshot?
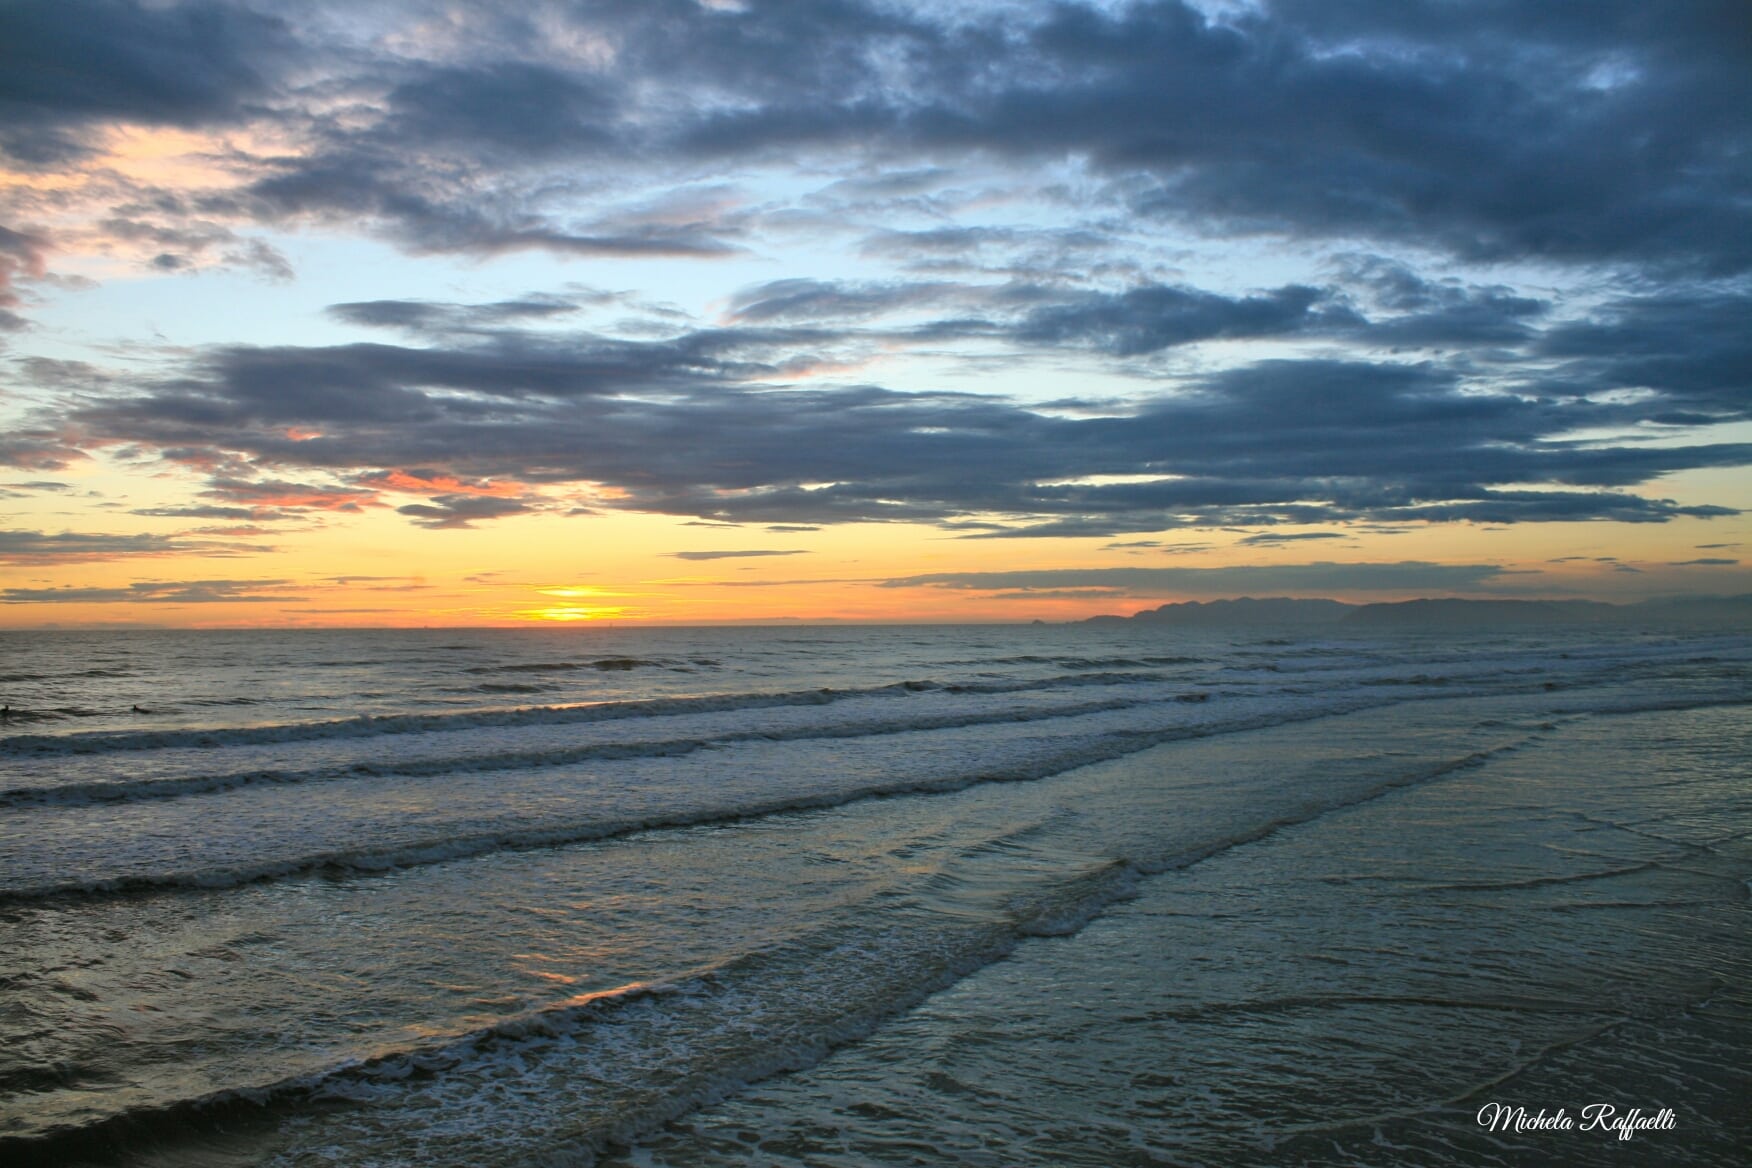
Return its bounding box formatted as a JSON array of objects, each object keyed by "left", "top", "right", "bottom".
[
  {"left": 535, "top": 586, "right": 628, "bottom": 599},
  {"left": 516, "top": 606, "right": 632, "bottom": 622},
  {"left": 4, "top": 496, "right": 1748, "bottom": 629}
]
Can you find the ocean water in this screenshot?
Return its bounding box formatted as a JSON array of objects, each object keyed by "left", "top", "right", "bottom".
[{"left": 0, "top": 623, "right": 1746, "bottom": 1166}]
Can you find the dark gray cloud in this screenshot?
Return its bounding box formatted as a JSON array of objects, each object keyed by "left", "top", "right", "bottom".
[
  {"left": 1, "top": 578, "right": 298, "bottom": 604},
  {"left": 726, "top": 279, "right": 965, "bottom": 325},
  {"left": 858, "top": 226, "right": 1116, "bottom": 267},
  {"left": 1536, "top": 289, "right": 1752, "bottom": 420},
  {"left": 378, "top": 61, "right": 618, "bottom": 162},
  {"left": 93, "top": 217, "right": 295, "bottom": 280},
  {"left": 1237, "top": 532, "right": 1349, "bottom": 546},
  {"left": 1106, "top": 1, "right": 1752, "bottom": 274},
  {"left": 38, "top": 315, "right": 1746, "bottom": 536},
  {"left": 396, "top": 495, "right": 535, "bottom": 530},
  {"left": 720, "top": 275, "right": 1361, "bottom": 355},
  {"left": 0, "top": 0, "right": 298, "bottom": 164},
  {"left": 1013, "top": 284, "right": 1353, "bottom": 355},
  {"left": 668, "top": 549, "right": 809, "bottom": 561},
  {"left": 880, "top": 562, "right": 1509, "bottom": 596},
  {"left": 0, "top": 225, "right": 50, "bottom": 317},
  {"left": 19, "top": 0, "right": 1735, "bottom": 272},
  {"left": 199, "top": 476, "right": 379, "bottom": 512},
  {"left": 9, "top": 0, "right": 1750, "bottom": 547},
  {"left": 238, "top": 152, "right": 749, "bottom": 259},
  {"left": 1332, "top": 256, "right": 1550, "bottom": 346},
  {"left": 131, "top": 504, "right": 296, "bottom": 522},
  {"left": 0, "top": 528, "right": 258, "bottom": 563},
  {"left": 716, "top": 270, "right": 1565, "bottom": 358},
  {"left": 328, "top": 296, "right": 584, "bottom": 333},
  {"left": 651, "top": 0, "right": 1746, "bottom": 273}
]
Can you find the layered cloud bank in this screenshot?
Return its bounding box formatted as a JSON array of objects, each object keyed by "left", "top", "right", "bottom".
[{"left": 1, "top": 1, "right": 1748, "bottom": 620}]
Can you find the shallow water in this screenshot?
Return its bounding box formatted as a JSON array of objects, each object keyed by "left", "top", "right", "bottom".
[
  {"left": 611, "top": 704, "right": 1751, "bottom": 1168},
  {"left": 0, "top": 624, "right": 1746, "bottom": 1165}
]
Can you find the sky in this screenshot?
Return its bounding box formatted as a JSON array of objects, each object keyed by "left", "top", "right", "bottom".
[{"left": 1, "top": 0, "right": 1749, "bottom": 627}]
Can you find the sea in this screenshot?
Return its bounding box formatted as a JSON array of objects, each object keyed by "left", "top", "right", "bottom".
[{"left": 0, "top": 623, "right": 1746, "bottom": 1167}]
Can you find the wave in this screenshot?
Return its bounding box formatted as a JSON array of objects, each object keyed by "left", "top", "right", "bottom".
[
  {"left": 0, "top": 670, "right": 1180, "bottom": 759},
  {"left": 0, "top": 692, "right": 1168, "bottom": 810},
  {"left": 0, "top": 691, "right": 1538, "bottom": 904},
  {"left": 0, "top": 978, "right": 684, "bottom": 1166},
  {"left": 0, "top": 880, "right": 1143, "bottom": 1163},
  {"left": 463, "top": 657, "right": 670, "bottom": 674},
  {"left": 0, "top": 731, "right": 1178, "bottom": 903},
  {"left": 0, "top": 734, "right": 1537, "bottom": 1165},
  {"left": 1421, "top": 861, "right": 1664, "bottom": 892},
  {"left": 0, "top": 708, "right": 62, "bottom": 725},
  {"left": 0, "top": 667, "right": 135, "bottom": 682},
  {"left": 943, "top": 653, "right": 1207, "bottom": 669},
  {"left": 6, "top": 680, "right": 1748, "bottom": 902}
]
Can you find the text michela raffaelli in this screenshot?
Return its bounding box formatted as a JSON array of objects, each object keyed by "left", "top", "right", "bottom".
[{"left": 1477, "top": 1102, "right": 1675, "bottom": 1141}]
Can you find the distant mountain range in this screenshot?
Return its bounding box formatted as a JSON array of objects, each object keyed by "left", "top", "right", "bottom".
[{"left": 1082, "top": 595, "right": 1752, "bottom": 629}]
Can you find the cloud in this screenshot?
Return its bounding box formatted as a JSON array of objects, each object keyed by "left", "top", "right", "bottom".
[
  {"left": 668, "top": 549, "right": 810, "bottom": 561},
  {"left": 356, "top": 469, "right": 529, "bottom": 498},
  {"left": 1013, "top": 283, "right": 1351, "bottom": 355},
  {"left": 0, "top": 528, "right": 259, "bottom": 563},
  {"left": 1667, "top": 557, "right": 1739, "bottom": 566},
  {"left": 858, "top": 226, "right": 1118, "bottom": 271},
  {"left": 5, "top": 0, "right": 1749, "bottom": 551},
  {"left": 12, "top": 0, "right": 1742, "bottom": 273},
  {"left": 131, "top": 504, "right": 296, "bottom": 522},
  {"left": 0, "top": 225, "right": 50, "bottom": 315},
  {"left": 328, "top": 296, "right": 584, "bottom": 333},
  {"left": 1536, "top": 289, "right": 1752, "bottom": 421},
  {"left": 1332, "top": 256, "right": 1550, "bottom": 345},
  {"left": 1, "top": 578, "right": 298, "bottom": 604},
  {"left": 376, "top": 61, "right": 618, "bottom": 162},
  {"left": 719, "top": 275, "right": 1372, "bottom": 356},
  {"left": 879, "top": 562, "right": 1510, "bottom": 596},
  {"left": 1237, "top": 532, "right": 1349, "bottom": 546},
  {"left": 396, "top": 494, "right": 535, "bottom": 529},
  {"left": 241, "top": 157, "right": 749, "bottom": 260},
  {"left": 0, "top": 0, "right": 298, "bottom": 164},
  {"left": 33, "top": 326, "right": 1746, "bottom": 536},
  {"left": 319, "top": 575, "right": 431, "bottom": 592},
  {"left": 201, "top": 476, "right": 381, "bottom": 512},
  {"left": 710, "top": 269, "right": 1563, "bottom": 366},
  {"left": 726, "top": 279, "right": 967, "bottom": 324},
  {"left": 660, "top": 0, "right": 1748, "bottom": 272}
]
